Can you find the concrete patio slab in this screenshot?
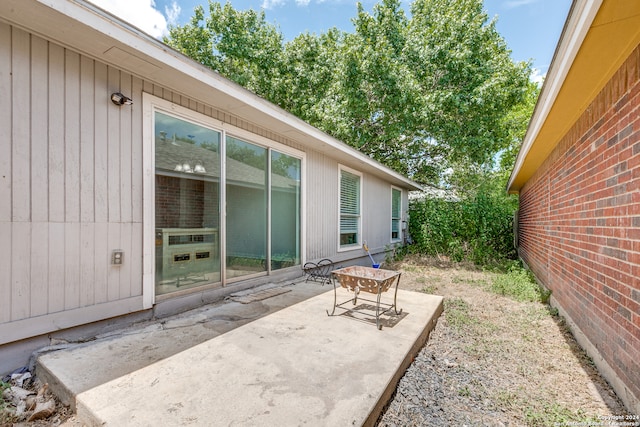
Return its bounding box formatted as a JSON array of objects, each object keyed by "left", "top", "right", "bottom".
[{"left": 37, "top": 280, "right": 443, "bottom": 426}]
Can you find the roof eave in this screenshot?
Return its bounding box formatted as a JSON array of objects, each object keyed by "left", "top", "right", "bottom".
[
  {"left": 0, "top": 0, "right": 422, "bottom": 192},
  {"left": 507, "top": 0, "right": 600, "bottom": 194}
]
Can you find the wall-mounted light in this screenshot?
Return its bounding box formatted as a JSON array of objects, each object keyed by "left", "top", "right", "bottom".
[{"left": 111, "top": 92, "right": 133, "bottom": 106}]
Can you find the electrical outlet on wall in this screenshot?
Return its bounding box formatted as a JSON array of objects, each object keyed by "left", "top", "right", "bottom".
[{"left": 112, "top": 250, "right": 124, "bottom": 265}]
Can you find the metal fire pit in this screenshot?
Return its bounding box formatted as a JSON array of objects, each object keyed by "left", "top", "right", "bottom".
[{"left": 327, "top": 266, "right": 402, "bottom": 330}]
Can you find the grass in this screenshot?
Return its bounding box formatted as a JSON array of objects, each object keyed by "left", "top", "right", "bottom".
[
  {"left": 392, "top": 255, "right": 628, "bottom": 426},
  {"left": 523, "top": 401, "right": 600, "bottom": 426},
  {"left": 447, "top": 267, "right": 603, "bottom": 426},
  {"left": 493, "top": 390, "right": 600, "bottom": 427},
  {"left": 490, "top": 263, "right": 551, "bottom": 303},
  {"left": 443, "top": 297, "right": 475, "bottom": 330}
]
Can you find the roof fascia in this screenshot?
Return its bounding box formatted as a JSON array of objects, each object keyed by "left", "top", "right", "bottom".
[{"left": 507, "top": 0, "right": 601, "bottom": 194}]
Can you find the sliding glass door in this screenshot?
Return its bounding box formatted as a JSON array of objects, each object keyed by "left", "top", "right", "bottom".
[
  {"left": 154, "top": 112, "right": 221, "bottom": 295},
  {"left": 225, "top": 136, "right": 268, "bottom": 279},
  {"left": 270, "top": 151, "right": 301, "bottom": 270},
  {"left": 153, "top": 105, "right": 302, "bottom": 294},
  {"left": 224, "top": 137, "right": 302, "bottom": 279}
]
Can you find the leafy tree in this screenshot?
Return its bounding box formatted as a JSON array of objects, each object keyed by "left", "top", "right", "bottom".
[
  {"left": 335, "top": 0, "right": 430, "bottom": 178},
  {"left": 166, "top": 0, "right": 534, "bottom": 189},
  {"left": 165, "top": 1, "right": 284, "bottom": 97},
  {"left": 498, "top": 79, "right": 540, "bottom": 175},
  {"left": 406, "top": 0, "right": 531, "bottom": 175},
  {"left": 274, "top": 29, "right": 345, "bottom": 128}
]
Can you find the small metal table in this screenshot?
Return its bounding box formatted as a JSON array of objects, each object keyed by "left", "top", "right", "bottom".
[{"left": 327, "top": 266, "right": 402, "bottom": 330}]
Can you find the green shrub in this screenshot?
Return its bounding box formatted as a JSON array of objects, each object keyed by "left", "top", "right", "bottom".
[{"left": 408, "top": 183, "right": 518, "bottom": 266}]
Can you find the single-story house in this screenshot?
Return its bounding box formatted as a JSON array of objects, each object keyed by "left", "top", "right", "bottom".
[
  {"left": 508, "top": 0, "right": 640, "bottom": 414},
  {"left": 0, "top": 0, "right": 421, "bottom": 374}
]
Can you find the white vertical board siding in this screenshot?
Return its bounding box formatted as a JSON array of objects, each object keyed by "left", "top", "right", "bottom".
[
  {"left": 31, "top": 35, "right": 49, "bottom": 223},
  {"left": 0, "top": 22, "right": 10, "bottom": 223},
  {"left": 10, "top": 28, "right": 31, "bottom": 323},
  {"left": 94, "top": 62, "right": 109, "bottom": 224},
  {"left": 11, "top": 27, "right": 30, "bottom": 223},
  {"left": 362, "top": 174, "right": 393, "bottom": 252},
  {"left": 0, "top": 25, "right": 144, "bottom": 345},
  {"left": 80, "top": 56, "right": 95, "bottom": 224},
  {"left": 0, "top": 223, "right": 11, "bottom": 324},
  {"left": 304, "top": 152, "right": 401, "bottom": 262},
  {"left": 305, "top": 150, "right": 338, "bottom": 261},
  {"left": 0, "top": 21, "right": 410, "bottom": 345},
  {"left": 0, "top": 22, "right": 12, "bottom": 324},
  {"left": 49, "top": 43, "right": 66, "bottom": 223}
]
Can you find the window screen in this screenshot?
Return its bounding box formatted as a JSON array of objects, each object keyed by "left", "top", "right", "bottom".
[
  {"left": 340, "top": 169, "right": 361, "bottom": 247},
  {"left": 391, "top": 188, "right": 401, "bottom": 241}
]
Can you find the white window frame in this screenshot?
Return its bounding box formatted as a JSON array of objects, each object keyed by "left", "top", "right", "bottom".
[
  {"left": 391, "top": 186, "right": 402, "bottom": 243},
  {"left": 338, "top": 165, "right": 362, "bottom": 251}
]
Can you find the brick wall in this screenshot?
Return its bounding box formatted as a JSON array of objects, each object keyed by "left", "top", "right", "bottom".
[
  {"left": 156, "top": 175, "right": 219, "bottom": 228},
  {"left": 518, "top": 44, "right": 640, "bottom": 408}
]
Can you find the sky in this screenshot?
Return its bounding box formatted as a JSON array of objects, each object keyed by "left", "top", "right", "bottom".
[{"left": 88, "top": 0, "right": 572, "bottom": 83}]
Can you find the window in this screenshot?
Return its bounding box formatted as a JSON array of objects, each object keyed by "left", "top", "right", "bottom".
[
  {"left": 339, "top": 167, "right": 361, "bottom": 248},
  {"left": 225, "top": 136, "right": 268, "bottom": 280},
  {"left": 147, "top": 95, "right": 304, "bottom": 298},
  {"left": 271, "top": 151, "right": 301, "bottom": 270},
  {"left": 154, "top": 111, "right": 222, "bottom": 295},
  {"left": 391, "top": 187, "right": 402, "bottom": 242}
]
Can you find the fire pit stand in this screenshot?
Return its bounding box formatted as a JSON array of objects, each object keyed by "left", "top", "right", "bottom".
[{"left": 327, "top": 266, "right": 402, "bottom": 330}]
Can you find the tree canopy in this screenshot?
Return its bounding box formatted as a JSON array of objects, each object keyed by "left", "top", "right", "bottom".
[{"left": 164, "top": 0, "right": 536, "bottom": 189}]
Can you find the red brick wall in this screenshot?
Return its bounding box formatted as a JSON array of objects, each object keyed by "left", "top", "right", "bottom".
[
  {"left": 518, "top": 44, "right": 640, "bottom": 404},
  {"left": 156, "top": 175, "right": 219, "bottom": 228}
]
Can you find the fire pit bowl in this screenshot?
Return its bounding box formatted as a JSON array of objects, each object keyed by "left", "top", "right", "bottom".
[{"left": 328, "top": 266, "right": 402, "bottom": 330}]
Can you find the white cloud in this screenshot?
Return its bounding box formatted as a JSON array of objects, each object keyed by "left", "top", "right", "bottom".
[
  {"left": 87, "top": 0, "right": 171, "bottom": 38},
  {"left": 261, "top": 0, "right": 286, "bottom": 9},
  {"left": 530, "top": 67, "right": 545, "bottom": 86},
  {"left": 296, "top": 0, "right": 311, "bottom": 5},
  {"left": 165, "top": 2, "right": 182, "bottom": 27}
]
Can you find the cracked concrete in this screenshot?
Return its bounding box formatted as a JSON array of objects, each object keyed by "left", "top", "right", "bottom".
[{"left": 37, "top": 279, "right": 443, "bottom": 426}]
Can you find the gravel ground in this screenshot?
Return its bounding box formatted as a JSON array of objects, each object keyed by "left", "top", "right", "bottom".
[{"left": 377, "top": 256, "right": 632, "bottom": 427}]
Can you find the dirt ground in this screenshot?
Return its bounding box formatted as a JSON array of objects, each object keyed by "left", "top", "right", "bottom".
[
  {"left": 379, "top": 255, "right": 631, "bottom": 426},
  {"left": 2, "top": 255, "right": 633, "bottom": 426}
]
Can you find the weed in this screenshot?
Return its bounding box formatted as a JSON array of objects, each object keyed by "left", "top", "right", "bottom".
[
  {"left": 490, "top": 264, "right": 550, "bottom": 303},
  {"left": 491, "top": 389, "right": 600, "bottom": 427},
  {"left": 421, "top": 284, "right": 439, "bottom": 294},
  {"left": 1, "top": 380, "right": 18, "bottom": 424},
  {"left": 403, "top": 265, "right": 421, "bottom": 273},
  {"left": 451, "top": 275, "right": 465, "bottom": 284},
  {"left": 407, "top": 183, "right": 519, "bottom": 266},
  {"left": 524, "top": 401, "right": 598, "bottom": 427},
  {"left": 458, "top": 386, "right": 471, "bottom": 397},
  {"left": 444, "top": 297, "right": 475, "bottom": 330}
]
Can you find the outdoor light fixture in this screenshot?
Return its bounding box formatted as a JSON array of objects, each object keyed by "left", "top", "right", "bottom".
[{"left": 110, "top": 92, "right": 133, "bottom": 106}]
